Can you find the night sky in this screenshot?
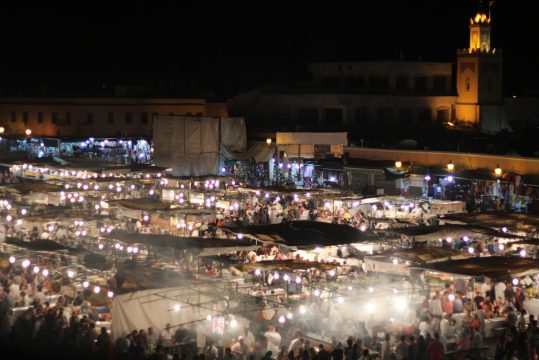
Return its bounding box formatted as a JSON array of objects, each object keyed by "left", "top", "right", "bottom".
[{"left": 0, "top": 0, "right": 537, "bottom": 99}]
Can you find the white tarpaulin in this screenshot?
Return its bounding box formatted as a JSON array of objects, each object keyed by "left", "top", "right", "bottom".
[
  {"left": 111, "top": 286, "right": 228, "bottom": 341},
  {"left": 220, "top": 117, "right": 246, "bottom": 153},
  {"left": 153, "top": 116, "right": 246, "bottom": 176}
]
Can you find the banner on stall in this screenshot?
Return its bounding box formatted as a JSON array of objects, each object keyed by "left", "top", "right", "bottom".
[
  {"left": 215, "top": 200, "right": 230, "bottom": 209},
  {"left": 161, "top": 189, "right": 176, "bottom": 202},
  {"left": 189, "top": 193, "right": 205, "bottom": 205},
  {"left": 364, "top": 258, "right": 409, "bottom": 276}
]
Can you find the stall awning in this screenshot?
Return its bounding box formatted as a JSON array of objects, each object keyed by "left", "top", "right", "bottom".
[{"left": 416, "top": 256, "right": 539, "bottom": 280}]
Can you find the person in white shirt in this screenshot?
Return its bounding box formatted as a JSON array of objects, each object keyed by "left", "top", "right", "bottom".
[
  {"left": 159, "top": 323, "right": 173, "bottom": 346},
  {"left": 430, "top": 292, "right": 443, "bottom": 317},
  {"left": 440, "top": 314, "right": 449, "bottom": 338},
  {"left": 231, "top": 336, "right": 250, "bottom": 360},
  {"left": 241, "top": 325, "right": 256, "bottom": 352},
  {"left": 419, "top": 317, "right": 432, "bottom": 338},
  {"left": 288, "top": 331, "right": 304, "bottom": 357},
  {"left": 263, "top": 325, "right": 281, "bottom": 359},
  {"left": 495, "top": 281, "right": 506, "bottom": 301}
]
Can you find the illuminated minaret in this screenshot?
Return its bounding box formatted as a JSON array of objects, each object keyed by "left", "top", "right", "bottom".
[{"left": 455, "top": 1, "right": 503, "bottom": 132}]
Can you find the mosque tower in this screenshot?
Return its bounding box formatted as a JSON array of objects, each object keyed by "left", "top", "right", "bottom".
[{"left": 455, "top": 1, "right": 504, "bottom": 133}]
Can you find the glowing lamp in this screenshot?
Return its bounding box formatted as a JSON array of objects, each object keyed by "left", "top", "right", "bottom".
[
  {"left": 237, "top": 233, "right": 244, "bottom": 240},
  {"left": 313, "top": 289, "right": 321, "bottom": 297},
  {"left": 21, "top": 209, "right": 27, "bottom": 215},
  {"left": 468, "top": 247, "right": 474, "bottom": 254},
  {"left": 133, "top": 247, "right": 139, "bottom": 254},
  {"left": 495, "top": 165, "right": 502, "bottom": 176},
  {"left": 254, "top": 269, "right": 261, "bottom": 276},
  {"left": 424, "top": 175, "right": 431, "bottom": 181},
  {"left": 499, "top": 244, "right": 504, "bottom": 250},
  {"left": 25, "top": 129, "right": 32, "bottom": 136},
  {"left": 512, "top": 278, "right": 519, "bottom": 286},
  {"left": 395, "top": 160, "right": 402, "bottom": 169},
  {"left": 67, "top": 270, "right": 75, "bottom": 278},
  {"left": 108, "top": 291, "right": 114, "bottom": 298},
  {"left": 448, "top": 294, "right": 455, "bottom": 301},
  {"left": 329, "top": 269, "right": 336, "bottom": 277},
  {"left": 42, "top": 269, "right": 49, "bottom": 277},
  {"left": 266, "top": 138, "right": 272, "bottom": 145},
  {"left": 392, "top": 259, "right": 398, "bottom": 265},
  {"left": 447, "top": 161, "right": 454, "bottom": 172},
  {"left": 295, "top": 276, "right": 301, "bottom": 284},
  {"left": 230, "top": 319, "right": 238, "bottom": 328},
  {"left": 94, "top": 286, "right": 101, "bottom": 294},
  {"left": 83, "top": 281, "right": 89, "bottom": 288},
  {"left": 6, "top": 215, "right": 12, "bottom": 222},
  {"left": 22, "top": 259, "right": 30, "bottom": 268},
  {"left": 299, "top": 306, "right": 306, "bottom": 314},
  {"left": 0, "top": 126, "right": 4, "bottom": 133},
  {"left": 278, "top": 316, "right": 285, "bottom": 323},
  {"left": 283, "top": 274, "right": 290, "bottom": 281},
  {"left": 33, "top": 266, "right": 40, "bottom": 274},
  {"left": 368, "top": 287, "right": 374, "bottom": 293},
  {"left": 287, "top": 312, "right": 294, "bottom": 319},
  {"left": 273, "top": 272, "right": 280, "bottom": 280},
  {"left": 337, "top": 297, "right": 344, "bottom": 304},
  {"left": 520, "top": 249, "right": 527, "bottom": 257},
  {"left": 502, "top": 227, "right": 508, "bottom": 233},
  {"left": 9, "top": 256, "right": 16, "bottom": 264},
  {"left": 206, "top": 315, "right": 212, "bottom": 321}
]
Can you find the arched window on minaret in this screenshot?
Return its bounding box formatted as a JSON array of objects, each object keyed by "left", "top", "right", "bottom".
[{"left": 466, "top": 78, "right": 471, "bottom": 91}]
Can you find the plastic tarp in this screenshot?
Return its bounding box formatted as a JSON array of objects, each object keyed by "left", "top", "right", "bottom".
[
  {"left": 153, "top": 116, "right": 221, "bottom": 176},
  {"left": 111, "top": 286, "right": 218, "bottom": 341},
  {"left": 220, "top": 142, "right": 275, "bottom": 163},
  {"left": 220, "top": 118, "right": 247, "bottom": 153}
]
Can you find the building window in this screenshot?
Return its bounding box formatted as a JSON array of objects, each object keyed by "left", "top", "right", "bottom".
[
  {"left": 66, "top": 113, "right": 71, "bottom": 124},
  {"left": 418, "top": 108, "right": 432, "bottom": 125},
  {"left": 395, "top": 76, "right": 409, "bottom": 94},
  {"left": 321, "top": 77, "right": 340, "bottom": 88},
  {"left": 108, "top": 113, "right": 115, "bottom": 125},
  {"left": 433, "top": 76, "right": 447, "bottom": 94},
  {"left": 297, "top": 108, "right": 319, "bottom": 126},
  {"left": 140, "top": 112, "right": 149, "bottom": 124},
  {"left": 437, "top": 108, "right": 449, "bottom": 123},
  {"left": 125, "top": 113, "right": 133, "bottom": 124},
  {"left": 22, "top": 112, "right": 29, "bottom": 124},
  {"left": 324, "top": 108, "right": 343, "bottom": 126},
  {"left": 398, "top": 107, "right": 413, "bottom": 123},
  {"left": 85, "top": 113, "right": 94, "bottom": 125},
  {"left": 11, "top": 112, "right": 16, "bottom": 123},
  {"left": 369, "top": 75, "right": 389, "bottom": 93},
  {"left": 465, "top": 78, "right": 471, "bottom": 91},
  {"left": 345, "top": 76, "right": 364, "bottom": 89},
  {"left": 354, "top": 107, "right": 370, "bottom": 123},
  {"left": 414, "top": 76, "right": 428, "bottom": 93},
  {"left": 38, "top": 112, "right": 44, "bottom": 124},
  {"left": 152, "top": 113, "right": 158, "bottom": 122},
  {"left": 377, "top": 107, "right": 392, "bottom": 126},
  {"left": 51, "top": 113, "right": 58, "bottom": 124}
]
